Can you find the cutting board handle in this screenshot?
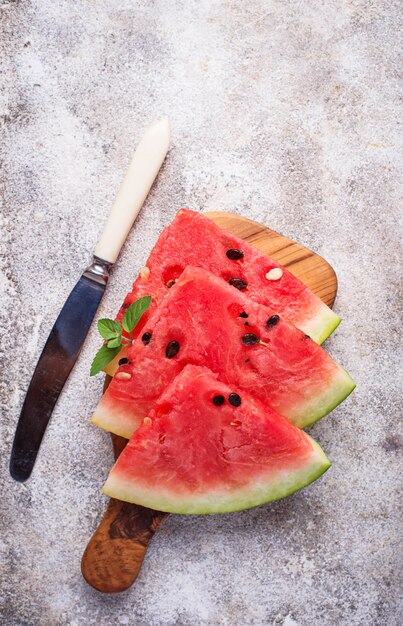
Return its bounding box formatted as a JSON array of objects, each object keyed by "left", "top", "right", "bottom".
[
  {"left": 81, "top": 497, "right": 167, "bottom": 593},
  {"left": 81, "top": 433, "right": 167, "bottom": 593}
]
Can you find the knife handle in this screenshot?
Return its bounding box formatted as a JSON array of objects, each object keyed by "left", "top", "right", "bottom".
[{"left": 94, "top": 117, "right": 170, "bottom": 264}]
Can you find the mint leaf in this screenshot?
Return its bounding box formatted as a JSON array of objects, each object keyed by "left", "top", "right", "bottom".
[
  {"left": 107, "top": 337, "right": 121, "bottom": 349},
  {"left": 90, "top": 296, "right": 151, "bottom": 376},
  {"left": 122, "top": 296, "right": 152, "bottom": 334},
  {"left": 90, "top": 344, "right": 121, "bottom": 376},
  {"left": 98, "top": 318, "right": 122, "bottom": 341}
]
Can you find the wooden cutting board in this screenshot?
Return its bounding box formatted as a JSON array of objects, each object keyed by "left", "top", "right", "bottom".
[{"left": 81, "top": 211, "right": 338, "bottom": 593}]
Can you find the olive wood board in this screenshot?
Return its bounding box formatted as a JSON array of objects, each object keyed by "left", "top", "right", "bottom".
[{"left": 81, "top": 210, "right": 338, "bottom": 593}]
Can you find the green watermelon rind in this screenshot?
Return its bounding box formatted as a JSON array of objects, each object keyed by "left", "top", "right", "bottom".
[
  {"left": 305, "top": 305, "right": 341, "bottom": 345},
  {"left": 290, "top": 366, "right": 356, "bottom": 429},
  {"left": 102, "top": 438, "right": 331, "bottom": 515},
  {"left": 92, "top": 395, "right": 142, "bottom": 440}
]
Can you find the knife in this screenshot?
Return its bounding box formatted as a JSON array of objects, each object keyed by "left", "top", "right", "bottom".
[{"left": 10, "top": 116, "right": 171, "bottom": 482}]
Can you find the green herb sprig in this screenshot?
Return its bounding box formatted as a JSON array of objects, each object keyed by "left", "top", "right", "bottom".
[{"left": 90, "top": 296, "right": 151, "bottom": 376}]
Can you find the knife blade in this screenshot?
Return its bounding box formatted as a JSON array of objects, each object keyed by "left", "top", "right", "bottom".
[{"left": 10, "top": 116, "right": 171, "bottom": 481}]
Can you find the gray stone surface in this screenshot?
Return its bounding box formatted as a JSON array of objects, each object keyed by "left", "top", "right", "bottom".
[{"left": 1, "top": 1, "right": 401, "bottom": 624}]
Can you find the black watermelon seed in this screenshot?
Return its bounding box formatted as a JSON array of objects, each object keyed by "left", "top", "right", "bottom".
[
  {"left": 239, "top": 311, "right": 248, "bottom": 318},
  {"left": 242, "top": 333, "right": 260, "bottom": 346},
  {"left": 166, "top": 279, "right": 176, "bottom": 288},
  {"left": 228, "top": 393, "right": 242, "bottom": 407},
  {"left": 165, "top": 340, "right": 180, "bottom": 358},
  {"left": 304, "top": 334, "right": 311, "bottom": 339},
  {"left": 229, "top": 277, "right": 247, "bottom": 290},
  {"left": 244, "top": 321, "right": 250, "bottom": 326},
  {"left": 213, "top": 395, "right": 225, "bottom": 406},
  {"left": 245, "top": 358, "right": 250, "bottom": 363},
  {"left": 118, "top": 357, "right": 129, "bottom": 366},
  {"left": 226, "top": 248, "right": 244, "bottom": 260},
  {"left": 266, "top": 314, "right": 280, "bottom": 328},
  {"left": 142, "top": 332, "right": 152, "bottom": 345}
]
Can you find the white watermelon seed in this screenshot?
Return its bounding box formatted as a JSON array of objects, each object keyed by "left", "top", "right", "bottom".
[
  {"left": 265, "top": 268, "right": 283, "bottom": 280},
  {"left": 140, "top": 266, "right": 150, "bottom": 280},
  {"left": 115, "top": 372, "right": 131, "bottom": 380}
]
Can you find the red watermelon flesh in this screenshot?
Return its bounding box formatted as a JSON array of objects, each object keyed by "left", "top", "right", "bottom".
[
  {"left": 117, "top": 209, "right": 339, "bottom": 342},
  {"left": 102, "top": 365, "right": 331, "bottom": 514},
  {"left": 92, "top": 267, "right": 355, "bottom": 439}
]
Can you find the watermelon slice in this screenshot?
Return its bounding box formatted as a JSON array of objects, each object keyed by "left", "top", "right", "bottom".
[
  {"left": 92, "top": 267, "right": 355, "bottom": 438},
  {"left": 102, "top": 365, "right": 331, "bottom": 514},
  {"left": 108, "top": 210, "right": 339, "bottom": 367}
]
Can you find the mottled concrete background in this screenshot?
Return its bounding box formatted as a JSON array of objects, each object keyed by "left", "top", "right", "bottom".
[{"left": 1, "top": 1, "right": 401, "bottom": 625}]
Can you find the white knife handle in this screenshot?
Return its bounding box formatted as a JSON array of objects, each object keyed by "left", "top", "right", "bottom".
[{"left": 94, "top": 117, "right": 170, "bottom": 264}]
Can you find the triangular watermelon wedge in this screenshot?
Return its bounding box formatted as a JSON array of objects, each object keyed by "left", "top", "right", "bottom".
[
  {"left": 105, "top": 209, "right": 339, "bottom": 376},
  {"left": 92, "top": 267, "right": 355, "bottom": 438},
  {"left": 103, "top": 365, "right": 331, "bottom": 514}
]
